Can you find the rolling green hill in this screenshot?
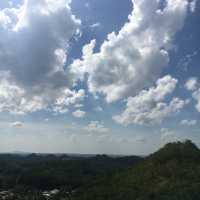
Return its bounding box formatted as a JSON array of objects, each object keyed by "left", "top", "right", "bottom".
[{"left": 73, "top": 140, "right": 200, "bottom": 200}]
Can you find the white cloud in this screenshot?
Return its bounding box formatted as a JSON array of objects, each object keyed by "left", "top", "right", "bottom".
[
  {"left": 113, "top": 75, "right": 189, "bottom": 125},
  {"left": 53, "top": 89, "right": 85, "bottom": 114},
  {"left": 185, "top": 77, "right": 200, "bottom": 112},
  {"left": 0, "top": 72, "right": 46, "bottom": 114},
  {"left": 193, "top": 88, "right": 200, "bottom": 112},
  {"left": 180, "top": 119, "right": 197, "bottom": 126},
  {"left": 190, "top": 0, "right": 198, "bottom": 12},
  {"left": 0, "top": 0, "right": 81, "bottom": 114},
  {"left": 10, "top": 121, "right": 23, "bottom": 128},
  {"left": 90, "top": 22, "right": 101, "bottom": 29},
  {"left": 84, "top": 121, "right": 109, "bottom": 134},
  {"left": 185, "top": 77, "right": 198, "bottom": 91},
  {"left": 71, "top": 0, "right": 190, "bottom": 103},
  {"left": 74, "top": 104, "right": 84, "bottom": 108},
  {"left": 72, "top": 109, "right": 86, "bottom": 118},
  {"left": 95, "top": 106, "right": 103, "bottom": 112},
  {"left": 0, "top": 72, "right": 85, "bottom": 114}
]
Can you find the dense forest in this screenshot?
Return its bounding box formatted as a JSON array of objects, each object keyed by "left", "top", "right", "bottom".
[
  {"left": 73, "top": 140, "right": 200, "bottom": 200},
  {"left": 0, "top": 153, "right": 141, "bottom": 199},
  {"left": 1, "top": 140, "right": 200, "bottom": 199}
]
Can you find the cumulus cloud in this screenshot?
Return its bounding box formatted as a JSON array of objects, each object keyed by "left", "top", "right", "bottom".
[
  {"left": 185, "top": 77, "right": 200, "bottom": 112},
  {"left": 72, "top": 110, "right": 86, "bottom": 118},
  {"left": 185, "top": 77, "right": 198, "bottom": 91},
  {"left": 0, "top": 0, "right": 82, "bottom": 114},
  {"left": 0, "top": 72, "right": 85, "bottom": 114},
  {"left": 113, "top": 75, "right": 189, "bottom": 125},
  {"left": 53, "top": 89, "right": 85, "bottom": 114},
  {"left": 180, "top": 119, "right": 197, "bottom": 126},
  {"left": 0, "top": 72, "right": 46, "bottom": 114},
  {"left": 84, "top": 121, "right": 109, "bottom": 134},
  {"left": 10, "top": 121, "right": 23, "bottom": 128},
  {"left": 70, "top": 0, "right": 191, "bottom": 103}
]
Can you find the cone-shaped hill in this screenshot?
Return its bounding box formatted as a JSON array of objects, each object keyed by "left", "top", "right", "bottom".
[
  {"left": 150, "top": 140, "right": 200, "bottom": 163},
  {"left": 73, "top": 140, "right": 200, "bottom": 200}
]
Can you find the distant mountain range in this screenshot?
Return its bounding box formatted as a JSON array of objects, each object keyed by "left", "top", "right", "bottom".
[{"left": 0, "top": 151, "right": 140, "bottom": 158}]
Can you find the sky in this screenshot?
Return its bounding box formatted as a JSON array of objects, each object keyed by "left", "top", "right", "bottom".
[{"left": 0, "top": 0, "right": 199, "bottom": 155}]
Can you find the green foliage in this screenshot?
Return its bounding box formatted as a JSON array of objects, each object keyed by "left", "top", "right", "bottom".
[
  {"left": 0, "top": 153, "right": 140, "bottom": 199},
  {"left": 1, "top": 140, "right": 200, "bottom": 200},
  {"left": 72, "top": 140, "right": 200, "bottom": 200}
]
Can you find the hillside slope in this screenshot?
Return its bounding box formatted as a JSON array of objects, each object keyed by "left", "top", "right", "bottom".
[{"left": 73, "top": 140, "right": 200, "bottom": 200}]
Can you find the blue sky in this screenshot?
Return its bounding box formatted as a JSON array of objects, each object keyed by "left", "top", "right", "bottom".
[{"left": 0, "top": 0, "right": 199, "bottom": 155}]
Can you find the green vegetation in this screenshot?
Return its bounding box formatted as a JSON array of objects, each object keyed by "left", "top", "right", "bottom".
[
  {"left": 73, "top": 140, "right": 200, "bottom": 200},
  {"left": 1, "top": 140, "right": 200, "bottom": 200},
  {"left": 0, "top": 153, "right": 140, "bottom": 199}
]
